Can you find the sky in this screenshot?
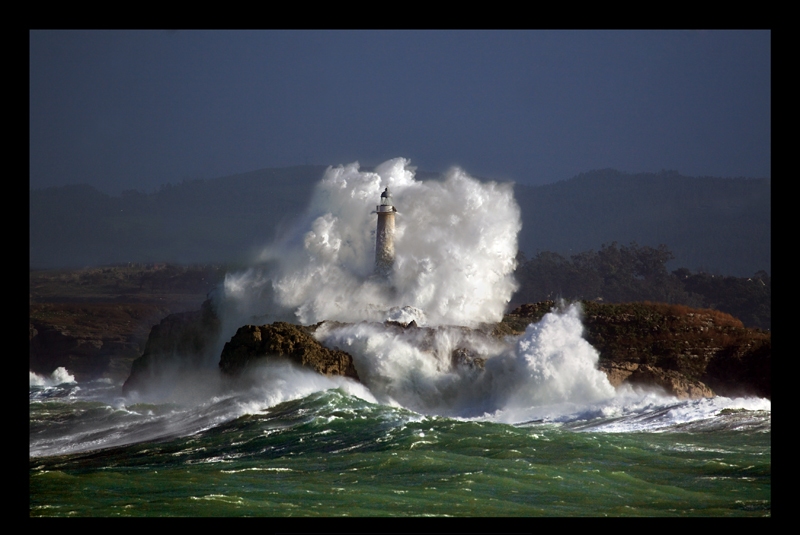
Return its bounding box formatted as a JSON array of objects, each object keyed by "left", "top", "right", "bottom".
[{"left": 29, "top": 30, "right": 770, "bottom": 194}]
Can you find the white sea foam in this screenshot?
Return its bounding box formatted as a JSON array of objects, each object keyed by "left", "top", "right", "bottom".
[
  {"left": 315, "top": 303, "right": 616, "bottom": 419},
  {"left": 558, "top": 394, "right": 772, "bottom": 433},
  {"left": 29, "top": 367, "right": 76, "bottom": 387},
  {"left": 229, "top": 359, "right": 378, "bottom": 416}
]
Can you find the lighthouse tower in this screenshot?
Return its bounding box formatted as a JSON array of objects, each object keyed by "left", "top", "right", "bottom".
[{"left": 374, "top": 187, "right": 397, "bottom": 276}]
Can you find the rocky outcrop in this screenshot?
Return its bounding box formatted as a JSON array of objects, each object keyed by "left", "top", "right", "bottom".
[
  {"left": 29, "top": 320, "right": 136, "bottom": 381},
  {"left": 120, "top": 298, "right": 769, "bottom": 401},
  {"left": 122, "top": 299, "right": 221, "bottom": 395},
  {"left": 702, "top": 337, "right": 771, "bottom": 399},
  {"left": 29, "top": 265, "right": 223, "bottom": 382},
  {"left": 502, "top": 301, "right": 770, "bottom": 399},
  {"left": 450, "top": 347, "right": 486, "bottom": 370},
  {"left": 600, "top": 362, "right": 715, "bottom": 399},
  {"left": 30, "top": 314, "right": 144, "bottom": 382},
  {"left": 218, "top": 322, "right": 358, "bottom": 380}
]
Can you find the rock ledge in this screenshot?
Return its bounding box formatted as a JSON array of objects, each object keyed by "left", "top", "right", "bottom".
[{"left": 219, "top": 322, "right": 359, "bottom": 380}]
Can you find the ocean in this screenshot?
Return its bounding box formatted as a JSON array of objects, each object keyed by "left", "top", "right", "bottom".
[
  {"left": 29, "top": 160, "right": 770, "bottom": 516},
  {"left": 29, "top": 359, "right": 770, "bottom": 517}
]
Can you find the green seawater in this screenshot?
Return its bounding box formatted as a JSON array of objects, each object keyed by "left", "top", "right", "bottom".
[{"left": 30, "top": 388, "right": 770, "bottom": 517}]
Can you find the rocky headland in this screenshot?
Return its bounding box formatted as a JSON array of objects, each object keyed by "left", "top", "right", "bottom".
[
  {"left": 29, "top": 264, "right": 224, "bottom": 383},
  {"left": 121, "top": 299, "right": 221, "bottom": 394},
  {"left": 121, "top": 299, "right": 770, "bottom": 400},
  {"left": 29, "top": 302, "right": 187, "bottom": 382}
]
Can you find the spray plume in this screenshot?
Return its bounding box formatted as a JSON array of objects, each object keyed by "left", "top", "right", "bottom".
[
  {"left": 84, "top": 157, "right": 764, "bottom": 433},
  {"left": 213, "top": 158, "right": 625, "bottom": 420},
  {"left": 221, "top": 158, "right": 521, "bottom": 328}
]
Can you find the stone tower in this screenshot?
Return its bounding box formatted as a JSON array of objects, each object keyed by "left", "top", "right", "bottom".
[{"left": 374, "top": 187, "right": 397, "bottom": 276}]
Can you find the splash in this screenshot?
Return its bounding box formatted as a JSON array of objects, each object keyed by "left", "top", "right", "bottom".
[
  {"left": 220, "top": 158, "right": 520, "bottom": 327},
  {"left": 208, "top": 157, "right": 768, "bottom": 426},
  {"left": 315, "top": 303, "right": 616, "bottom": 419},
  {"left": 214, "top": 158, "right": 619, "bottom": 419},
  {"left": 30, "top": 367, "right": 76, "bottom": 387}
]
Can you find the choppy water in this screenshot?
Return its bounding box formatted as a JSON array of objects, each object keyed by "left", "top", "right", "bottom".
[
  {"left": 29, "top": 159, "right": 770, "bottom": 516},
  {"left": 30, "top": 367, "right": 770, "bottom": 517}
]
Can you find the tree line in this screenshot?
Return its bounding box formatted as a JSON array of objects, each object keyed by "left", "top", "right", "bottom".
[{"left": 513, "top": 242, "right": 770, "bottom": 330}]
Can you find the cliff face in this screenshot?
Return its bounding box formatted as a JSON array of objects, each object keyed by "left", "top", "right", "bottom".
[
  {"left": 29, "top": 302, "right": 175, "bottom": 382},
  {"left": 29, "top": 264, "right": 223, "bottom": 383},
  {"left": 29, "top": 320, "right": 139, "bottom": 382},
  {"left": 122, "top": 299, "right": 221, "bottom": 395}
]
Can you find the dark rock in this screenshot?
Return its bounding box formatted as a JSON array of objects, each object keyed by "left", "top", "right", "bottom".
[
  {"left": 29, "top": 296, "right": 193, "bottom": 382},
  {"left": 120, "top": 298, "right": 768, "bottom": 402},
  {"left": 30, "top": 319, "right": 139, "bottom": 382},
  {"left": 702, "top": 337, "right": 770, "bottom": 399},
  {"left": 451, "top": 347, "right": 485, "bottom": 370},
  {"left": 500, "top": 301, "right": 770, "bottom": 399},
  {"left": 599, "top": 361, "right": 640, "bottom": 388},
  {"left": 219, "top": 322, "right": 359, "bottom": 380},
  {"left": 499, "top": 301, "right": 557, "bottom": 335},
  {"left": 122, "top": 299, "right": 221, "bottom": 395},
  {"left": 625, "top": 364, "right": 714, "bottom": 399}
]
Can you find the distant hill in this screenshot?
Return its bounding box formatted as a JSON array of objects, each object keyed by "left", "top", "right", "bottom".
[
  {"left": 30, "top": 167, "right": 769, "bottom": 276},
  {"left": 30, "top": 166, "right": 328, "bottom": 268},
  {"left": 514, "top": 169, "right": 770, "bottom": 277}
]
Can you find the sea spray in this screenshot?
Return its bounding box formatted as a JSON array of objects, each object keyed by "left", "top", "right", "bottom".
[
  {"left": 314, "top": 303, "right": 616, "bottom": 420},
  {"left": 31, "top": 165, "right": 771, "bottom": 516},
  {"left": 29, "top": 367, "right": 75, "bottom": 388},
  {"left": 229, "top": 359, "right": 378, "bottom": 414},
  {"left": 219, "top": 158, "right": 520, "bottom": 328},
  {"left": 572, "top": 393, "right": 772, "bottom": 433},
  {"left": 499, "top": 303, "right": 616, "bottom": 416},
  {"left": 208, "top": 158, "right": 765, "bottom": 426},
  {"left": 211, "top": 158, "right": 621, "bottom": 420}
]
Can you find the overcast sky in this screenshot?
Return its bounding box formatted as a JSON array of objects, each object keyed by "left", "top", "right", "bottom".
[{"left": 29, "top": 30, "right": 770, "bottom": 194}]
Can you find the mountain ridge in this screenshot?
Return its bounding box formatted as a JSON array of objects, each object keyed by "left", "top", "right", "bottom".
[{"left": 30, "top": 166, "right": 770, "bottom": 276}]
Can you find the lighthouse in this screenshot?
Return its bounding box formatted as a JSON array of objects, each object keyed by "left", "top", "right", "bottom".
[{"left": 373, "top": 187, "right": 397, "bottom": 276}]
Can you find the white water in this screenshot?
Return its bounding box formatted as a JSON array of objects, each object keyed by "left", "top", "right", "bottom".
[
  {"left": 30, "top": 367, "right": 75, "bottom": 388},
  {"left": 313, "top": 303, "right": 616, "bottom": 419},
  {"left": 30, "top": 307, "right": 769, "bottom": 458},
  {"left": 219, "top": 158, "right": 519, "bottom": 329},
  {"left": 29, "top": 159, "right": 770, "bottom": 459},
  {"left": 210, "top": 158, "right": 770, "bottom": 427}
]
